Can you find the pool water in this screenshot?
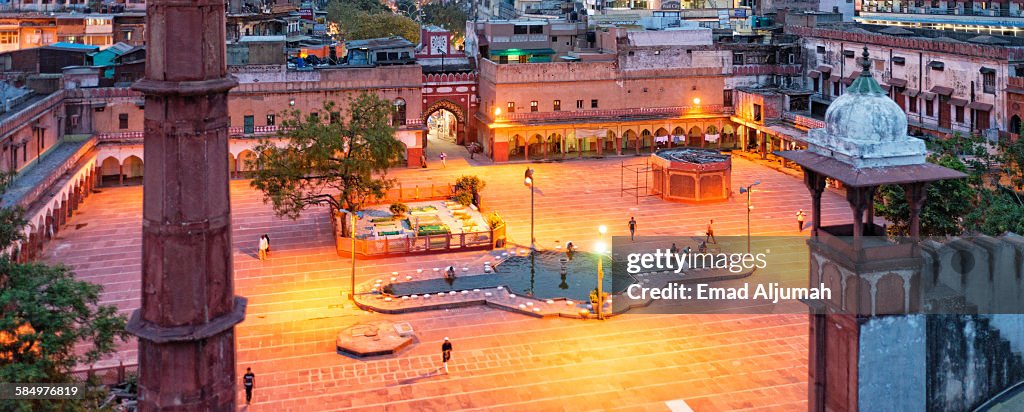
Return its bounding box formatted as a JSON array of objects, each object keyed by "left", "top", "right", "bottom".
[{"left": 388, "top": 251, "right": 631, "bottom": 301}]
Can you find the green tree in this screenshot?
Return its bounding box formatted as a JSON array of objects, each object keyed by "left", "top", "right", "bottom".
[
  {"left": 249, "top": 93, "right": 406, "bottom": 236},
  {"left": 0, "top": 174, "right": 129, "bottom": 411},
  {"left": 326, "top": 0, "right": 391, "bottom": 39},
  {"left": 874, "top": 153, "right": 975, "bottom": 237},
  {"left": 348, "top": 13, "right": 421, "bottom": 44},
  {"left": 875, "top": 132, "right": 1024, "bottom": 237},
  {"left": 422, "top": 3, "right": 468, "bottom": 42}
]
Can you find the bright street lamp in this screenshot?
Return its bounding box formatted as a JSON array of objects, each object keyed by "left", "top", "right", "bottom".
[
  {"left": 595, "top": 226, "right": 607, "bottom": 320},
  {"left": 738, "top": 181, "right": 761, "bottom": 253},
  {"left": 525, "top": 168, "right": 535, "bottom": 251}
]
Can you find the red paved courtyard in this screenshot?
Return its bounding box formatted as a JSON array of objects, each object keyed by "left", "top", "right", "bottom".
[{"left": 43, "top": 153, "right": 860, "bottom": 411}]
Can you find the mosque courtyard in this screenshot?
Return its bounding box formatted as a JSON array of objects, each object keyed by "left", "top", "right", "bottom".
[{"left": 43, "top": 151, "right": 861, "bottom": 411}]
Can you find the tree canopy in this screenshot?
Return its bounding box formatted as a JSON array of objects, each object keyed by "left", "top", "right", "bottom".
[
  {"left": 249, "top": 93, "right": 406, "bottom": 235},
  {"left": 874, "top": 133, "right": 1024, "bottom": 237},
  {"left": 422, "top": 3, "right": 468, "bottom": 42},
  {"left": 0, "top": 174, "right": 128, "bottom": 411},
  {"left": 348, "top": 13, "right": 421, "bottom": 44},
  {"left": 327, "top": 0, "right": 421, "bottom": 44}
]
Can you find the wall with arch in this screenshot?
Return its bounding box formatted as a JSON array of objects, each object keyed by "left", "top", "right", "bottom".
[
  {"left": 17, "top": 154, "right": 97, "bottom": 262},
  {"left": 484, "top": 117, "right": 738, "bottom": 162}
]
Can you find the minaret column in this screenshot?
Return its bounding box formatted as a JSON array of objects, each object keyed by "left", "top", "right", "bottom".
[{"left": 126, "top": 0, "right": 246, "bottom": 409}]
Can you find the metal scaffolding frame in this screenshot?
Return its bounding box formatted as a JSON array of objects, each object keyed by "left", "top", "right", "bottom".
[{"left": 620, "top": 159, "right": 656, "bottom": 204}]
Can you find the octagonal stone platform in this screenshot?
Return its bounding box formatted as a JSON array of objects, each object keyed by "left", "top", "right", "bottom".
[{"left": 336, "top": 321, "right": 415, "bottom": 357}]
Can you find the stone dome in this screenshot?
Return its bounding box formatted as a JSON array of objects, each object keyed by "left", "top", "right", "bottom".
[{"left": 824, "top": 49, "right": 907, "bottom": 143}]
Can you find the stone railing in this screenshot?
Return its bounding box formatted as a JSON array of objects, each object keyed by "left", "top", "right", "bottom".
[
  {"left": 95, "top": 131, "right": 144, "bottom": 141},
  {"left": 0, "top": 90, "right": 65, "bottom": 140},
  {"left": 494, "top": 105, "right": 734, "bottom": 123},
  {"left": 782, "top": 112, "right": 825, "bottom": 129}
]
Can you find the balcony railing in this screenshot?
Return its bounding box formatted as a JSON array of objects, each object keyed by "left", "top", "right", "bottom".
[
  {"left": 860, "top": 7, "right": 1024, "bottom": 17},
  {"left": 95, "top": 131, "right": 144, "bottom": 141},
  {"left": 782, "top": 112, "right": 825, "bottom": 130},
  {"left": 99, "top": 121, "right": 422, "bottom": 141},
  {"left": 494, "top": 105, "right": 734, "bottom": 123}
]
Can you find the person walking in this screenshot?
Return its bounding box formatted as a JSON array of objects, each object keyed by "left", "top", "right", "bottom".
[
  {"left": 420, "top": 153, "right": 428, "bottom": 169},
  {"left": 468, "top": 142, "right": 477, "bottom": 160},
  {"left": 440, "top": 152, "right": 448, "bottom": 168},
  {"left": 257, "top": 235, "right": 269, "bottom": 261},
  {"left": 441, "top": 337, "right": 453, "bottom": 374},
  {"left": 705, "top": 219, "right": 716, "bottom": 244},
  {"left": 796, "top": 209, "right": 807, "bottom": 232},
  {"left": 262, "top": 234, "right": 271, "bottom": 257},
  {"left": 628, "top": 217, "right": 637, "bottom": 241},
  {"left": 243, "top": 367, "right": 255, "bottom": 404}
]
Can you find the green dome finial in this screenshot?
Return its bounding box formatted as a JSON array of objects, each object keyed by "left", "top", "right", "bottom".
[{"left": 861, "top": 46, "right": 871, "bottom": 75}]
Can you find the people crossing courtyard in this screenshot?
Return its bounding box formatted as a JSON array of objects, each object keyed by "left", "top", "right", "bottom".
[{"left": 42, "top": 153, "right": 854, "bottom": 410}]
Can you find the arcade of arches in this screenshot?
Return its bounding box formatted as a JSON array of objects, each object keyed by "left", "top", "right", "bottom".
[
  {"left": 490, "top": 122, "right": 738, "bottom": 162},
  {"left": 421, "top": 99, "right": 471, "bottom": 151}
]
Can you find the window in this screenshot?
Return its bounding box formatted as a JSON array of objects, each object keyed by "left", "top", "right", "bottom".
[
  {"left": 507, "top": 101, "right": 515, "bottom": 113},
  {"left": 118, "top": 113, "right": 128, "bottom": 129},
  {"left": 576, "top": 100, "right": 584, "bottom": 109},
  {"left": 0, "top": 31, "right": 17, "bottom": 45},
  {"left": 733, "top": 53, "right": 743, "bottom": 65},
  {"left": 925, "top": 100, "right": 933, "bottom": 117},
  {"left": 392, "top": 99, "right": 406, "bottom": 125},
  {"left": 956, "top": 106, "right": 964, "bottom": 123},
  {"left": 816, "top": 45, "right": 826, "bottom": 54},
  {"left": 553, "top": 100, "right": 561, "bottom": 111},
  {"left": 753, "top": 103, "right": 762, "bottom": 122},
  {"left": 983, "top": 72, "right": 996, "bottom": 94},
  {"left": 530, "top": 101, "right": 538, "bottom": 112},
  {"left": 591, "top": 99, "right": 598, "bottom": 109},
  {"left": 723, "top": 89, "right": 733, "bottom": 107},
  {"left": 893, "top": 56, "right": 906, "bottom": 66},
  {"left": 243, "top": 115, "right": 254, "bottom": 134},
  {"left": 529, "top": 25, "right": 543, "bottom": 34},
  {"left": 310, "top": 112, "right": 319, "bottom": 122},
  {"left": 513, "top": 25, "right": 528, "bottom": 34},
  {"left": 788, "top": 54, "right": 795, "bottom": 64},
  {"left": 330, "top": 111, "right": 340, "bottom": 124},
  {"left": 266, "top": 114, "right": 275, "bottom": 126},
  {"left": 909, "top": 97, "right": 917, "bottom": 113}
]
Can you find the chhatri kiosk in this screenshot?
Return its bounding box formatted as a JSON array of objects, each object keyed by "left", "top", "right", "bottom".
[{"left": 777, "top": 47, "right": 966, "bottom": 411}]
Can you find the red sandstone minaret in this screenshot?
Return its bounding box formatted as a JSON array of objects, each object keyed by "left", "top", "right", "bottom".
[{"left": 126, "top": 0, "right": 247, "bottom": 409}]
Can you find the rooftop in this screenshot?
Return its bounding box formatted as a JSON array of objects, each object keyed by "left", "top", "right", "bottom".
[
  {"left": 47, "top": 42, "right": 100, "bottom": 52},
  {"left": 239, "top": 35, "right": 287, "bottom": 43},
  {"left": 346, "top": 37, "right": 415, "bottom": 50},
  {"left": 810, "top": 23, "right": 1024, "bottom": 47}
]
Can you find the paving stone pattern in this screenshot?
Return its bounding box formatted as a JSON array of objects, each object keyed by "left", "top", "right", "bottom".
[{"left": 43, "top": 152, "right": 865, "bottom": 411}]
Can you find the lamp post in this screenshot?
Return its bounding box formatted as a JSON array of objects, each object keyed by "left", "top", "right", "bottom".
[
  {"left": 595, "top": 225, "right": 607, "bottom": 320},
  {"left": 738, "top": 181, "right": 761, "bottom": 253},
  {"left": 340, "top": 208, "right": 362, "bottom": 301},
  {"left": 525, "top": 168, "right": 535, "bottom": 251}
]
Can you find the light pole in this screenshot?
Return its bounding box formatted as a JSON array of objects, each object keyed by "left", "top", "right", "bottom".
[
  {"left": 525, "top": 168, "right": 535, "bottom": 251},
  {"left": 340, "top": 208, "right": 362, "bottom": 301},
  {"left": 738, "top": 181, "right": 761, "bottom": 253},
  {"left": 595, "top": 225, "right": 607, "bottom": 320}
]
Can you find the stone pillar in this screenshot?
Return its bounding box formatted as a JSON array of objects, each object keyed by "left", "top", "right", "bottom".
[
  {"left": 903, "top": 182, "right": 927, "bottom": 240},
  {"left": 803, "top": 169, "right": 826, "bottom": 237},
  {"left": 127, "top": 0, "right": 246, "bottom": 409}
]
